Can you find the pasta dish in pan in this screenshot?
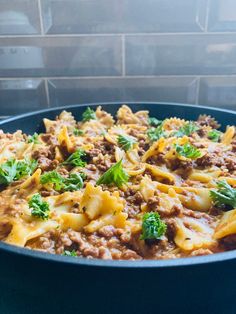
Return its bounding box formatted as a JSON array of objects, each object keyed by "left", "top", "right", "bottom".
[{"left": 0, "top": 105, "right": 236, "bottom": 260}]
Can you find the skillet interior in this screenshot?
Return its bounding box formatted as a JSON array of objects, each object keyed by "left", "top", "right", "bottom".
[{"left": 0, "top": 101, "right": 235, "bottom": 268}]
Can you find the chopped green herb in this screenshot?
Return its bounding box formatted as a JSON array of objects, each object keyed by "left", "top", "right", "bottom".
[
  {"left": 63, "top": 149, "right": 87, "bottom": 167},
  {"left": 27, "top": 132, "right": 40, "bottom": 144},
  {"left": 210, "top": 180, "right": 236, "bottom": 210},
  {"left": 62, "top": 250, "right": 77, "bottom": 257},
  {"left": 117, "top": 134, "right": 136, "bottom": 151},
  {"left": 0, "top": 158, "right": 37, "bottom": 185},
  {"left": 82, "top": 107, "right": 96, "bottom": 122},
  {"left": 29, "top": 193, "right": 50, "bottom": 220},
  {"left": 63, "top": 173, "right": 85, "bottom": 191},
  {"left": 175, "top": 122, "right": 199, "bottom": 138},
  {"left": 40, "top": 170, "right": 64, "bottom": 191},
  {"left": 73, "top": 128, "right": 84, "bottom": 136},
  {"left": 40, "top": 171, "right": 85, "bottom": 192},
  {"left": 208, "top": 129, "right": 221, "bottom": 142},
  {"left": 175, "top": 143, "right": 201, "bottom": 159},
  {"left": 140, "top": 212, "right": 166, "bottom": 240},
  {"left": 147, "top": 123, "right": 166, "bottom": 142},
  {"left": 96, "top": 159, "right": 129, "bottom": 188},
  {"left": 148, "top": 117, "right": 163, "bottom": 127}
]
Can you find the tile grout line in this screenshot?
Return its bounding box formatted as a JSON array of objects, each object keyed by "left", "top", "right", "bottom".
[
  {"left": 44, "top": 79, "right": 50, "bottom": 107},
  {"left": 37, "top": 0, "right": 45, "bottom": 35},
  {"left": 2, "top": 31, "right": 236, "bottom": 38},
  {"left": 204, "top": 0, "right": 211, "bottom": 32},
  {"left": 195, "top": 77, "right": 200, "bottom": 105},
  {"left": 121, "top": 35, "right": 125, "bottom": 76},
  {"left": 1, "top": 75, "right": 236, "bottom": 80}
]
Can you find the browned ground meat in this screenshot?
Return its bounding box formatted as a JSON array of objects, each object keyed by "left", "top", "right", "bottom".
[
  {"left": 220, "top": 234, "right": 236, "bottom": 250},
  {"left": 197, "top": 114, "right": 220, "bottom": 129},
  {"left": 196, "top": 151, "right": 236, "bottom": 172}
]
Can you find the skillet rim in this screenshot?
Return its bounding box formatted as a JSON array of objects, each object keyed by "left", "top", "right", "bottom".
[{"left": 0, "top": 101, "right": 235, "bottom": 268}]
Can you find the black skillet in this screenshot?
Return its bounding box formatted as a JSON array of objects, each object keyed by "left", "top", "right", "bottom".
[{"left": 0, "top": 102, "right": 235, "bottom": 314}]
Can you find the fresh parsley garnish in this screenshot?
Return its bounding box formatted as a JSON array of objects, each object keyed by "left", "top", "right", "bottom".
[
  {"left": 140, "top": 212, "right": 166, "bottom": 240},
  {"left": 29, "top": 193, "right": 50, "bottom": 220},
  {"left": 62, "top": 250, "right": 77, "bottom": 257},
  {"left": 210, "top": 180, "right": 236, "bottom": 210},
  {"left": 148, "top": 117, "right": 163, "bottom": 127},
  {"left": 96, "top": 159, "right": 129, "bottom": 188},
  {"left": 63, "top": 149, "right": 87, "bottom": 167},
  {"left": 175, "top": 122, "right": 199, "bottom": 137},
  {"left": 117, "top": 134, "right": 136, "bottom": 151},
  {"left": 27, "top": 133, "right": 40, "bottom": 144},
  {"left": 63, "top": 173, "right": 85, "bottom": 191},
  {"left": 208, "top": 130, "right": 221, "bottom": 142},
  {"left": 40, "top": 170, "right": 64, "bottom": 191},
  {"left": 82, "top": 107, "right": 96, "bottom": 122},
  {"left": 147, "top": 124, "right": 166, "bottom": 142},
  {"left": 0, "top": 158, "right": 37, "bottom": 185},
  {"left": 73, "top": 128, "right": 84, "bottom": 136},
  {"left": 40, "top": 171, "right": 85, "bottom": 192},
  {"left": 175, "top": 143, "right": 201, "bottom": 159}
]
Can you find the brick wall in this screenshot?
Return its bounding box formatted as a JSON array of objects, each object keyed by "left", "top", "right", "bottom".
[{"left": 0, "top": 0, "right": 236, "bottom": 117}]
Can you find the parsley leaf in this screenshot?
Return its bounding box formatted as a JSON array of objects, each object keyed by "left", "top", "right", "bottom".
[
  {"left": 175, "top": 143, "right": 201, "bottom": 159},
  {"left": 0, "top": 158, "right": 37, "bottom": 185},
  {"left": 96, "top": 159, "right": 129, "bottom": 188},
  {"left": 147, "top": 124, "right": 166, "bottom": 142},
  {"left": 40, "top": 171, "right": 85, "bottom": 192},
  {"left": 63, "top": 149, "right": 87, "bottom": 167},
  {"left": 15, "top": 159, "right": 38, "bottom": 180},
  {"left": 63, "top": 173, "right": 85, "bottom": 191},
  {"left": 27, "top": 133, "right": 40, "bottom": 144},
  {"left": 210, "top": 180, "right": 236, "bottom": 210},
  {"left": 82, "top": 107, "right": 96, "bottom": 122},
  {"left": 117, "top": 134, "right": 136, "bottom": 151},
  {"left": 40, "top": 170, "right": 64, "bottom": 191},
  {"left": 29, "top": 193, "right": 50, "bottom": 220},
  {"left": 208, "top": 130, "right": 221, "bottom": 142},
  {"left": 175, "top": 122, "right": 199, "bottom": 137},
  {"left": 140, "top": 212, "right": 166, "bottom": 240},
  {"left": 148, "top": 117, "right": 163, "bottom": 127},
  {"left": 73, "top": 128, "right": 84, "bottom": 136},
  {"left": 62, "top": 250, "right": 77, "bottom": 257}
]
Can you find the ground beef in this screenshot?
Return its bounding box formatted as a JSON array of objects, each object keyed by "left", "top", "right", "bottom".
[
  {"left": 147, "top": 196, "right": 160, "bottom": 211},
  {"left": 220, "top": 234, "right": 236, "bottom": 250},
  {"left": 40, "top": 134, "right": 58, "bottom": 146},
  {"left": 197, "top": 114, "right": 220, "bottom": 129},
  {"left": 123, "top": 189, "right": 144, "bottom": 218},
  {"left": 183, "top": 209, "right": 213, "bottom": 221},
  {"left": 92, "top": 153, "right": 113, "bottom": 172},
  {"left": 147, "top": 153, "right": 165, "bottom": 165},
  {"left": 190, "top": 248, "right": 213, "bottom": 256},
  {"left": 168, "top": 158, "right": 193, "bottom": 174},
  {"left": 231, "top": 139, "right": 236, "bottom": 152},
  {"left": 196, "top": 154, "right": 213, "bottom": 167},
  {"left": 37, "top": 158, "right": 59, "bottom": 171},
  {"left": 196, "top": 151, "right": 236, "bottom": 172}
]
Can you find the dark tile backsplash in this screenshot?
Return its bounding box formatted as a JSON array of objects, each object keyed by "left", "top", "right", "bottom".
[
  {"left": 0, "top": 0, "right": 236, "bottom": 116},
  {"left": 199, "top": 76, "right": 236, "bottom": 108},
  {"left": 208, "top": 0, "right": 236, "bottom": 32},
  {"left": 0, "top": 79, "right": 47, "bottom": 115},
  {"left": 41, "top": 0, "right": 206, "bottom": 34},
  {"left": 0, "top": 0, "right": 41, "bottom": 35},
  {"left": 0, "top": 36, "right": 122, "bottom": 77},
  {"left": 48, "top": 77, "right": 197, "bottom": 107},
  {"left": 126, "top": 34, "right": 236, "bottom": 75}
]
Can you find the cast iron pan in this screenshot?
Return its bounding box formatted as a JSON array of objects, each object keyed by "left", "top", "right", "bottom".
[{"left": 0, "top": 102, "right": 235, "bottom": 314}]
